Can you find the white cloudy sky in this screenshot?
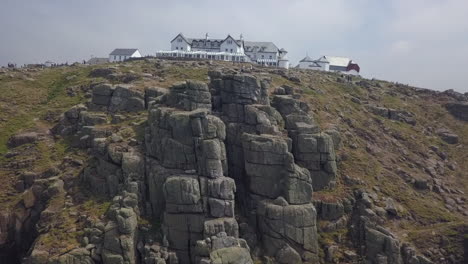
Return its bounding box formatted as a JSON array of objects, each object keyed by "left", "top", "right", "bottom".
[{"left": 1, "top": 0, "right": 467, "bottom": 92}]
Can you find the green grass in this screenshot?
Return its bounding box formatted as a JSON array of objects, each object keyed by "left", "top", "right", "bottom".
[{"left": 0, "top": 67, "right": 90, "bottom": 156}]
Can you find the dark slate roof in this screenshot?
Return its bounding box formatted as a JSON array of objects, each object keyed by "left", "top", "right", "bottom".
[
  {"left": 171, "top": 33, "right": 191, "bottom": 44},
  {"left": 244, "top": 41, "right": 279, "bottom": 53},
  {"left": 109, "top": 49, "right": 139, "bottom": 56},
  {"left": 300, "top": 55, "right": 315, "bottom": 62},
  {"left": 189, "top": 38, "right": 223, "bottom": 49},
  {"left": 188, "top": 35, "right": 242, "bottom": 49},
  {"left": 172, "top": 33, "right": 243, "bottom": 49}
]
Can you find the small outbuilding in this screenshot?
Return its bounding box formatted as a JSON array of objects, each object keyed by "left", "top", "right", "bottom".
[
  {"left": 298, "top": 55, "right": 324, "bottom": 71},
  {"left": 44, "top": 61, "right": 55, "bottom": 67},
  {"left": 109, "top": 49, "right": 142, "bottom": 62},
  {"left": 298, "top": 55, "right": 360, "bottom": 75}
]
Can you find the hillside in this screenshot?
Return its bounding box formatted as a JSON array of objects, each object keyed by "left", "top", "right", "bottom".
[{"left": 0, "top": 59, "right": 466, "bottom": 264}]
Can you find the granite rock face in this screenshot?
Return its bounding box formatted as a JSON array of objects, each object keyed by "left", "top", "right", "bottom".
[
  {"left": 350, "top": 190, "right": 433, "bottom": 264},
  {"left": 90, "top": 83, "right": 145, "bottom": 112},
  {"left": 102, "top": 192, "right": 139, "bottom": 264},
  {"left": 67, "top": 72, "right": 340, "bottom": 263},
  {"left": 445, "top": 102, "right": 468, "bottom": 121},
  {"left": 271, "top": 92, "right": 337, "bottom": 191},
  {"left": 144, "top": 80, "right": 249, "bottom": 264},
  {"left": 208, "top": 72, "right": 325, "bottom": 263}
]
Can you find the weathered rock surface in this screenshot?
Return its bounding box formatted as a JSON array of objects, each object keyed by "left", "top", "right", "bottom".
[
  {"left": 366, "top": 105, "right": 416, "bottom": 125},
  {"left": 271, "top": 92, "right": 337, "bottom": 191},
  {"left": 144, "top": 79, "right": 249, "bottom": 263},
  {"left": 351, "top": 190, "right": 433, "bottom": 264},
  {"left": 445, "top": 102, "right": 468, "bottom": 121},
  {"left": 89, "top": 83, "right": 145, "bottom": 112},
  {"left": 208, "top": 72, "right": 323, "bottom": 263},
  {"left": 7, "top": 132, "right": 39, "bottom": 148}
]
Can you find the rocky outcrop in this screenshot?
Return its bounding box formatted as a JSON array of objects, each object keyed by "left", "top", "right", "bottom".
[
  {"left": 90, "top": 84, "right": 145, "bottom": 112},
  {"left": 7, "top": 132, "right": 39, "bottom": 148},
  {"left": 4, "top": 175, "right": 67, "bottom": 264},
  {"left": 445, "top": 102, "right": 468, "bottom": 121},
  {"left": 207, "top": 72, "right": 327, "bottom": 263},
  {"left": 144, "top": 80, "right": 251, "bottom": 263},
  {"left": 101, "top": 192, "right": 139, "bottom": 264},
  {"left": 366, "top": 105, "right": 416, "bottom": 125},
  {"left": 436, "top": 129, "right": 459, "bottom": 144},
  {"left": 351, "top": 190, "right": 433, "bottom": 264},
  {"left": 271, "top": 91, "right": 337, "bottom": 191}
]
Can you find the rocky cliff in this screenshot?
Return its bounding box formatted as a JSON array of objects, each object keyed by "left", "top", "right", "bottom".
[{"left": 0, "top": 60, "right": 466, "bottom": 264}]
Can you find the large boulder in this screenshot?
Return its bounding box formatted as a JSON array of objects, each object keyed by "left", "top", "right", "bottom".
[
  {"left": 445, "top": 102, "right": 468, "bottom": 121},
  {"left": 7, "top": 132, "right": 38, "bottom": 148}
]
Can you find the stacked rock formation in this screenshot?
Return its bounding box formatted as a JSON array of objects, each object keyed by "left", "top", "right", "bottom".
[
  {"left": 145, "top": 80, "right": 252, "bottom": 263},
  {"left": 58, "top": 74, "right": 338, "bottom": 263},
  {"left": 209, "top": 72, "right": 323, "bottom": 263},
  {"left": 271, "top": 91, "right": 337, "bottom": 190}
]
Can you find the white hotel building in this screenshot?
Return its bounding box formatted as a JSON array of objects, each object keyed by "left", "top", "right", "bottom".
[{"left": 156, "top": 33, "right": 290, "bottom": 69}]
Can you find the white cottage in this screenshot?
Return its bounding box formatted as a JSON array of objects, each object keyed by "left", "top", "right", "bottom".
[
  {"left": 44, "top": 61, "right": 55, "bottom": 67},
  {"left": 244, "top": 41, "right": 289, "bottom": 67},
  {"left": 109, "top": 49, "right": 142, "bottom": 62},
  {"left": 298, "top": 55, "right": 325, "bottom": 71}
]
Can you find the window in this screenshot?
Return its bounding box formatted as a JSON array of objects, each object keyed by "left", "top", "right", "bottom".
[
  {"left": 178, "top": 38, "right": 182, "bottom": 42},
  {"left": 220, "top": 55, "right": 224, "bottom": 60},
  {"left": 261, "top": 55, "right": 264, "bottom": 59},
  {"left": 269, "top": 55, "right": 272, "bottom": 59},
  {"left": 225, "top": 49, "right": 228, "bottom": 52},
  {"left": 227, "top": 40, "right": 232, "bottom": 44},
  {"left": 176, "top": 47, "right": 178, "bottom": 50},
  {"left": 230, "top": 49, "right": 233, "bottom": 53}
]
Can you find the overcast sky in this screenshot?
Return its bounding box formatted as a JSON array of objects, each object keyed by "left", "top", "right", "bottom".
[{"left": 1, "top": 0, "right": 467, "bottom": 92}]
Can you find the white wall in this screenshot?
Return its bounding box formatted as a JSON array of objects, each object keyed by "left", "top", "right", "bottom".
[
  {"left": 245, "top": 51, "right": 278, "bottom": 61},
  {"left": 220, "top": 37, "right": 242, "bottom": 53},
  {"left": 171, "top": 36, "right": 191, "bottom": 51},
  {"left": 131, "top": 50, "right": 142, "bottom": 58},
  {"left": 109, "top": 52, "right": 140, "bottom": 63},
  {"left": 298, "top": 61, "right": 329, "bottom": 71},
  {"left": 278, "top": 59, "right": 289, "bottom": 69},
  {"left": 316, "top": 61, "right": 329, "bottom": 71},
  {"left": 109, "top": 55, "right": 118, "bottom": 62}
]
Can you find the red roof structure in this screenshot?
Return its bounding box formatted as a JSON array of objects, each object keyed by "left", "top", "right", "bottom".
[{"left": 346, "top": 62, "right": 360, "bottom": 73}]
